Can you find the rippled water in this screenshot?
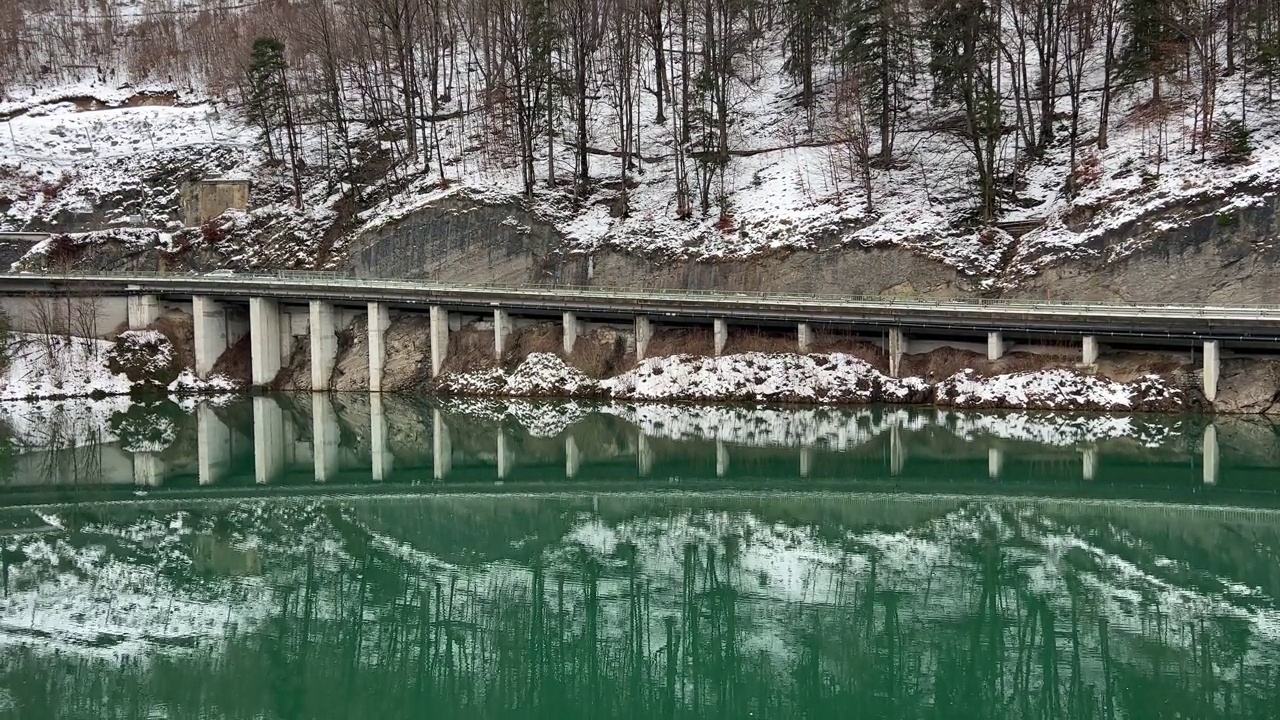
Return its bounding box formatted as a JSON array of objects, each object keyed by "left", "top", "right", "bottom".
[{"left": 0, "top": 396, "right": 1279, "bottom": 718}]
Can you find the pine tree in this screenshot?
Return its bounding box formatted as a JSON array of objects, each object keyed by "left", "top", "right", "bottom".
[
  {"left": 1121, "top": 0, "right": 1178, "bottom": 101},
  {"left": 840, "top": 0, "right": 912, "bottom": 161},
  {"left": 246, "top": 37, "right": 288, "bottom": 163}
]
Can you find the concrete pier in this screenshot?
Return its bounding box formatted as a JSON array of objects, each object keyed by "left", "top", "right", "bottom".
[
  {"left": 493, "top": 308, "right": 512, "bottom": 357},
  {"left": 429, "top": 306, "right": 449, "bottom": 376},
  {"left": 1203, "top": 424, "right": 1219, "bottom": 485},
  {"left": 635, "top": 316, "right": 653, "bottom": 360},
  {"left": 889, "top": 423, "right": 905, "bottom": 475},
  {"left": 368, "top": 302, "right": 390, "bottom": 392},
  {"left": 253, "top": 397, "right": 285, "bottom": 484},
  {"left": 309, "top": 301, "right": 337, "bottom": 391},
  {"left": 249, "top": 297, "right": 282, "bottom": 386},
  {"left": 888, "top": 327, "right": 906, "bottom": 378},
  {"left": 197, "top": 404, "right": 231, "bottom": 485},
  {"left": 312, "top": 394, "right": 340, "bottom": 482},
  {"left": 988, "top": 447, "right": 1003, "bottom": 478},
  {"left": 563, "top": 312, "right": 579, "bottom": 354},
  {"left": 714, "top": 319, "right": 728, "bottom": 356},
  {"left": 798, "top": 323, "right": 814, "bottom": 353},
  {"left": 126, "top": 295, "right": 159, "bottom": 330},
  {"left": 716, "top": 439, "right": 729, "bottom": 477},
  {"left": 497, "top": 432, "right": 511, "bottom": 479},
  {"left": 132, "top": 453, "right": 165, "bottom": 486},
  {"left": 987, "top": 332, "right": 1004, "bottom": 361},
  {"left": 1082, "top": 336, "right": 1099, "bottom": 366},
  {"left": 193, "top": 296, "right": 227, "bottom": 378},
  {"left": 1203, "top": 340, "right": 1220, "bottom": 402},
  {"left": 800, "top": 447, "right": 812, "bottom": 477},
  {"left": 370, "top": 393, "right": 392, "bottom": 481},
  {"left": 432, "top": 409, "right": 451, "bottom": 480}
]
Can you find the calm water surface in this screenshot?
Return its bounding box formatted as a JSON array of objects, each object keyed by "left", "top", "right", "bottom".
[{"left": 0, "top": 395, "right": 1279, "bottom": 718}]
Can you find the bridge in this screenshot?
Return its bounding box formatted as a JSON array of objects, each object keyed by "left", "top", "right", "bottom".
[{"left": 4, "top": 270, "right": 1280, "bottom": 399}]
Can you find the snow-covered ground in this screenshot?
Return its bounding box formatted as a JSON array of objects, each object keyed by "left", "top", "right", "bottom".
[
  {"left": 0, "top": 332, "right": 239, "bottom": 401},
  {"left": 437, "top": 351, "right": 1182, "bottom": 413}
]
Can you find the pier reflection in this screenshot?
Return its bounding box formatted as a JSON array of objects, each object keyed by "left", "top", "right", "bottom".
[{"left": 0, "top": 395, "right": 1276, "bottom": 501}]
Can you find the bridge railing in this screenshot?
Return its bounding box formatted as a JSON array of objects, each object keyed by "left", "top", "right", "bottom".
[{"left": 3, "top": 268, "right": 1279, "bottom": 316}]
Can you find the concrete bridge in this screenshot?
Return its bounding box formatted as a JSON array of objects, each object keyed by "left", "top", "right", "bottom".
[{"left": 5, "top": 270, "right": 1280, "bottom": 399}]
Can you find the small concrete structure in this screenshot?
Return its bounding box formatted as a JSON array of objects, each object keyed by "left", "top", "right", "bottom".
[
  {"left": 1082, "top": 336, "right": 1099, "bottom": 365},
  {"left": 798, "top": 323, "right": 814, "bottom": 353},
  {"left": 635, "top": 316, "right": 653, "bottom": 360},
  {"left": 249, "top": 297, "right": 282, "bottom": 386},
  {"left": 126, "top": 295, "right": 159, "bottom": 330},
  {"left": 888, "top": 328, "right": 906, "bottom": 378},
  {"left": 309, "top": 301, "right": 337, "bottom": 391},
  {"left": 1203, "top": 340, "right": 1220, "bottom": 402},
  {"left": 714, "top": 319, "right": 728, "bottom": 356},
  {"left": 987, "top": 331, "right": 1004, "bottom": 361},
  {"left": 563, "top": 312, "right": 579, "bottom": 354},
  {"left": 430, "top": 306, "right": 449, "bottom": 376},
  {"left": 181, "top": 178, "right": 250, "bottom": 227},
  {"left": 368, "top": 302, "right": 390, "bottom": 392}
]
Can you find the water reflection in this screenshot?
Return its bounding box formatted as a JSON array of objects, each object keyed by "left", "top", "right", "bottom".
[
  {"left": 1, "top": 395, "right": 1276, "bottom": 500},
  {"left": 0, "top": 494, "right": 1278, "bottom": 718}
]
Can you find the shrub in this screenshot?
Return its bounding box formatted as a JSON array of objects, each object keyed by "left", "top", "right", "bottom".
[{"left": 1215, "top": 118, "right": 1253, "bottom": 165}]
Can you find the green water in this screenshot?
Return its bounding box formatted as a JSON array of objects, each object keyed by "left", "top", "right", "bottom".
[{"left": 0, "top": 396, "right": 1279, "bottom": 718}]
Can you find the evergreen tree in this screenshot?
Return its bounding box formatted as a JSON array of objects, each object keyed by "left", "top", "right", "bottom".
[
  {"left": 246, "top": 37, "right": 288, "bottom": 163},
  {"left": 840, "top": 0, "right": 913, "bottom": 161},
  {"left": 1121, "top": 0, "right": 1178, "bottom": 101}
]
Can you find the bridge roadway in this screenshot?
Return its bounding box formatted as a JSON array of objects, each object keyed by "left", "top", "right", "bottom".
[{"left": 4, "top": 270, "right": 1280, "bottom": 340}]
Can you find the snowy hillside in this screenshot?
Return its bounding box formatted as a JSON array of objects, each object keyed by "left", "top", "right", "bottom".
[{"left": 2, "top": 0, "right": 1278, "bottom": 283}]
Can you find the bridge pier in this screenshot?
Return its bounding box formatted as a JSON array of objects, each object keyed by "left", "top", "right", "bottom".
[
  {"left": 197, "top": 404, "right": 231, "bottom": 485},
  {"left": 132, "top": 453, "right": 166, "bottom": 486},
  {"left": 714, "top": 319, "right": 728, "bottom": 356},
  {"left": 253, "top": 397, "right": 285, "bottom": 484},
  {"left": 497, "top": 432, "right": 512, "bottom": 479},
  {"left": 888, "top": 327, "right": 906, "bottom": 377},
  {"left": 126, "top": 295, "right": 159, "bottom": 330},
  {"left": 716, "top": 440, "right": 729, "bottom": 477},
  {"left": 370, "top": 394, "right": 392, "bottom": 481},
  {"left": 1203, "top": 424, "right": 1219, "bottom": 485},
  {"left": 987, "top": 332, "right": 1004, "bottom": 361},
  {"left": 1203, "top": 340, "right": 1220, "bottom": 402},
  {"left": 430, "top": 306, "right": 449, "bottom": 376},
  {"left": 798, "top": 323, "right": 814, "bottom": 353},
  {"left": 493, "top": 309, "right": 512, "bottom": 358},
  {"left": 635, "top": 316, "right": 653, "bottom": 361},
  {"left": 312, "top": 394, "right": 339, "bottom": 482},
  {"left": 563, "top": 312, "right": 579, "bottom": 354},
  {"left": 432, "top": 409, "right": 452, "bottom": 480},
  {"left": 309, "top": 301, "right": 337, "bottom": 391},
  {"left": 367, "top": 302, "right": 390, "bottom": 391},
  {"left": 988, "top": 447, "right": 1003, "bottom": 478},
  {"left": 800, "top": 447, "right": 812, "bottom": 477},
  {"left": 193, "top": 296, "right": 228, "bottom": 378},
  {"left": 249, "top": 297, "right": 282, "bottom": 386},
  {"left": 889, "top": 423, "right": 905, "bottom": 475},
  {"left": 1082, "top": 336, "right": 1099, "bottom": 366}
]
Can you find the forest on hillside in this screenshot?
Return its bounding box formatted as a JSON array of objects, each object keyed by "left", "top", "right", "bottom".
[{"left": 1, "top": 0, "right": 1278, "bottom": 235}]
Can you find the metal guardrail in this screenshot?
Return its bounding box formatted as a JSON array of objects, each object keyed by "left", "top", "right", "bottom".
[{"left": 3, "top": 269, "right": 1280, "bottom": 325}]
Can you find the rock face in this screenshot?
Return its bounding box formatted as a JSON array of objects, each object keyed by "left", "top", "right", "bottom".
[
  {"left": 347, "top": 192, "right": 1279, "bottom": 302},
  {"left": 1215, "top": 359, "right": 1280, "bottom": 414}
]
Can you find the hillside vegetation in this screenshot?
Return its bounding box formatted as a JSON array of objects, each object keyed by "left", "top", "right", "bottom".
[{"left": 1, "top": 0, "right": 1278, "bottom": 283}]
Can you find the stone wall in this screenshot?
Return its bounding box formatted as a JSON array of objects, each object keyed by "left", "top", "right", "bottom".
[{"left": 181, "top": 180, "right": 250, "bottom": 227}]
